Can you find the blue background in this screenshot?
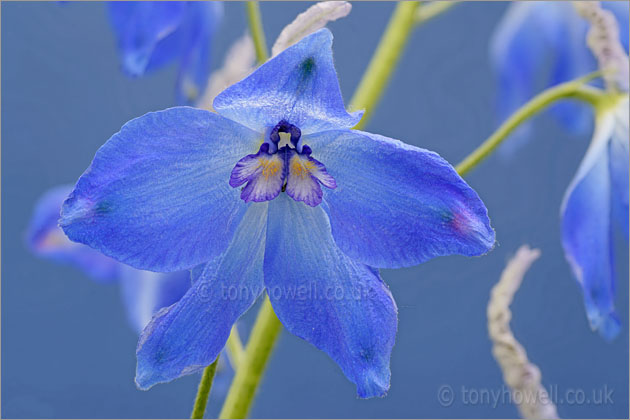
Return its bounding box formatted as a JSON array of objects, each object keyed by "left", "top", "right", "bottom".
[{"left": 2, "top": 1, "right": 628, "bottom": 418}]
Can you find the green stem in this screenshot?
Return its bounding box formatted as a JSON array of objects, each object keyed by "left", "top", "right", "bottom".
[
  {"left": 415, "top": 1, "right": 458, "bottom": 25},
  {"left": 349, "top": 1, "right": 420, "bottom": 130},
  {"left": 219, "top": 296, "right": 282, "bottom": 419},
  {"left": 455, "top": 77, "right": 606, "bottom": 176},
  {"left": 246, "top": 2, "right": 269, "bottom": 63},
  {"left": 191, "top": 356, "right": 220, "bottom": 419},
  {"left": 226, "top": 325, "right": 244, "bottom": 370}
]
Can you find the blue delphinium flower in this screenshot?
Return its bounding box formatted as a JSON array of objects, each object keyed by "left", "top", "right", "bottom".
[
  {"left": 489, "top": 1, "right": 629, "bottom": 153},
  {"left": 60, "top": 29, "right": 495, "bottom": 397},
  {"left": 27, "top": 185, "right": 191, "bottom": 333},
  {"left": 561, "top": 96, "right": 629, "bottom": 340},
  {"left": 108, "top": 1, "right": 223, "bottom": 103}
]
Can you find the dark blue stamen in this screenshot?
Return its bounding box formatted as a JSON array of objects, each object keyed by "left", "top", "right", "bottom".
[
  {"left": 269, "top": 120, "right": 301, "bottom": 145},
  {"left": 300, "top": 145, "right": 313, "bottom": 156}
]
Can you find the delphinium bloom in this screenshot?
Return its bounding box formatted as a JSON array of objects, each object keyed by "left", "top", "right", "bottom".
[
  {"left": 108, "top": 1, "right": 223, "bottom": 103},
  {"left": 489, "top": 1, "right": 629, "bottom": 152},
  {"left": 561, "top": 95, "right": 629, "bottom": 340},
  {"left": 560, "top": 2, "right": 629, "bottom": 341},
  {"left": 60, "top": 29, "right": 495, "bottom": 397},
  {"left": 27, "top": 185, "right": 191, "bottom": 333}
]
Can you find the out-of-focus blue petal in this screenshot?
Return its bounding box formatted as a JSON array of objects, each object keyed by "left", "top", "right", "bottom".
[
  {"left": 119, "top": 267, "right": 192, "bottom": 333},
  {"left": 135, "top": 203, "right": 267, "bottom": 389},
  {"left": 27, "top": 185, "right": 119, "bottom": 282},
  {"left": 60, "top": 107, "right": 261, "bottom": 273},
  {"left": 489, "top": 2, "right": 630, "bottom": 155},
  {"left": 173, "top": 2, "right": 223, "bottom": 104},
  {"left": 108, "top": 2, "right": 187, "bottom": 76},
  {"left": 489, "top": 2, "right": 557, "bottom": 155},
  {"left": 550, "top": 2, "right": 630, "bottom": 132},
  {"left": 108, "top": 2, "right": 223, "bottom": 103},
  {"left": 609, "top": 98, "right": 629, "bottom": 237},
  {"left": 546, "top": 3, "right": 596, "bottom": 135},
  {"left": 304, "top": 129, "right": 495, "bottom": 269},
  {"left": 214, "top": 29, "right": 362, "bottom": 134},
  {"left": 561, "top": 113, "right": 619, "bottom": 340},
  {"left": 264, "top": 195, "right": 397, "bottom": 398},
  {"left": 211, "top": 354, "right": 234, "bottom": 401}
]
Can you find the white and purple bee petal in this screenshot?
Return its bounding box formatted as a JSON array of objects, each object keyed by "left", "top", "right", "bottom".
[
  {"left": 229, "top": 143, "right": 286, "bottom": 203},
  {"left": 285, "top": 146, "right": 336, "bottom": 207}
]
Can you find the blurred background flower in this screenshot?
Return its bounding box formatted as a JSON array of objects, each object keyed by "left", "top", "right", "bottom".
[
  {"left": 108, "top": 1, "right": 223, "bottom": 103},
  {"left": 26, "top": 185, "right": 191, "bottom": 334},
  {"left": 561, "top": 95, "right": 629, "bottom": 341},
  {"left": 26, "top": 183, "right": 236, "bottom": 404},
  {"left": 489, "top": 1, "right": 629, "bottom": 155}
]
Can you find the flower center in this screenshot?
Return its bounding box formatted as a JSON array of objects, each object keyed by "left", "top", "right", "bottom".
[
  {"left": 229, "top": 120, "right": 336, "bottom": 207},
  {"left": 269, "top": 120, "right": 301, "bottom": 151}
]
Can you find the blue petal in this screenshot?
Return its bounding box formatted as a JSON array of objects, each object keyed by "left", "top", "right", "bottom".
[
  {"left": 548, "top": 2, "right": 629, "bottom": 133},
  {"left": 304, "top": 129, "right": 495, "bottom": 268},
  {"left": 108, "top": 2, "right": 223, "bottom": 103},
  {"left": 561, "top": 114, "right": 620, "bottom": 340},
  {"left": 108, "top": 2, "right": 187, "bottom": 76},
  {"left": 135, "top": 203, "right": 267, "bottom": 389},
  {"left": 264, "top": 195, "right": 397, "bottom": 398},
  {"left": 489, "top": 2, "right": 556, "bottom": 154},
  {"left": 213, "top": 28, "right": 362, "bottom": 134},
  {"left": 173, "top": 2, "right": 223, "bottom": 104},
  {"left": 489, "top": 2, "right": 600, "bottom": 154},
  {"left": 609, "top": 99, "right": 629, "bottom": 237},
  {"left": 545, "top": 12, "right": 594, "bottom": 135},
  {"left": 119, "top": 267, "right": 192, "bottom": 333},
  {"left": 27, "top": 185, "right": 119, "bottom": 282},
  {"left": 208, "top": 352, "right": 234, "bottom": 402},
  {"left": 546, "top": 3, "right": 596, "bottom": 135},
  {"left": 60, "top": 107, "right": 261, "bottom": 272}
]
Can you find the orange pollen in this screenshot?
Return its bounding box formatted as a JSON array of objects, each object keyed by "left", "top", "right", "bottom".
[
  {"left": 291, "top": 159, "right": 314, "bottom": 179},
  {"left": 258, "top": 158, "right": 280, "bottom": 179}
]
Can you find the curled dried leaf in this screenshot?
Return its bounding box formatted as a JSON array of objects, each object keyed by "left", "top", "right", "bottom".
[
  {"left": 488, "top": 245, "right": 559, "bottom": 419},
  {"left": 271, "top": 1, "right": 352, "bottom": 57}
]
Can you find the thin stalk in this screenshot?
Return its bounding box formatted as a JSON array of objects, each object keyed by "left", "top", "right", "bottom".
[
  {"left": 416, "top": 1, "right": 458, "bottom": 25},
  {"left": 191, "top": 356, "right": 220, "bottom": 419},
  {"left": 349, "top": 1, "right": 420, "bottom": 130},
  {"left": 226, "top": 325, "right": 245, "bottom": 370},
  {"left": 456, "top": 77, "right": 606, "bottom": 176},
  {"left": 246, "top": 2, "right": 269, "bottom": 63},
  {"left": 219, "top": 296, "right": 282, "bottom": 419}
]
